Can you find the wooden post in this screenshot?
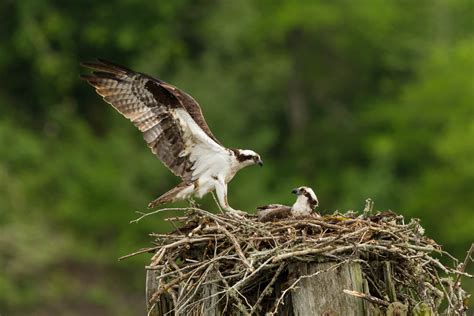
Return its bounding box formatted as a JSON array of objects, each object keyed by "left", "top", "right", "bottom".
[
  {"left": 146, "top": 261, "right": 369, "bottom": 315},
  {"left": 146, "top": 269, "right": 160, "bottom": 316},
  {"left": 289, "top": 262, "right": 365, "bottom": 315},
  {"left": 139, "top": 210, "right": 468, "bottom": 315}
]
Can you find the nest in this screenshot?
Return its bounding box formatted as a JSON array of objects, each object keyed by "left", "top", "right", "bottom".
[{"left": 124, "top": 203, "right": 472, "bottom": 315}]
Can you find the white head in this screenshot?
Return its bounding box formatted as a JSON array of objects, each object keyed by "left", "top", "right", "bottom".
[
  {"left": 291, "top": 186, "right": 319, "bottom": 216},
  {"left": 233, "top": 149, "right": 263, "bottom": 168}
]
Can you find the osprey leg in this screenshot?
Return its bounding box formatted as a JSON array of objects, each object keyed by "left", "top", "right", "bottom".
[{"left": 214, "top": 180, "right": 246, "bottom": 215}]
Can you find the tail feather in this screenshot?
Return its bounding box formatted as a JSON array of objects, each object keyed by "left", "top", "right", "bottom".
[{"left": 148, "top": 182, "right": 191, "bottom": 209}]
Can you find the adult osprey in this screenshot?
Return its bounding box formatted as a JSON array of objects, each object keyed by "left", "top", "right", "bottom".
[
  {"left": 81, "top": 59, "right": 263, "bottom": 214},
  {"left": 257, "top": 186, "right": 319, "bottom": 222}
]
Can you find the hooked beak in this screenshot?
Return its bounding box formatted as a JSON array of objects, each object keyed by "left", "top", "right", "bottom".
[
  {"left": 291, "top": 188, "right": 298, "bottom": 194},
  {"left": 257, "top": 159, "right": 263, "bottom": 167}
]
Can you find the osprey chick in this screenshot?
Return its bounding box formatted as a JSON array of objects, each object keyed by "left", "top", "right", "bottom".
[
  {"left": 81, "top": 59, "right": 262, "bottom": 214},
  {"left": 257, "top": 186, "right": 319, "bottom": 222}
]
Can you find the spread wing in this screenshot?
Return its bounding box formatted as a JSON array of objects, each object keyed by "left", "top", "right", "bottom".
[{"left": 81, "top": 59, "right": 226, "bottom": 182}]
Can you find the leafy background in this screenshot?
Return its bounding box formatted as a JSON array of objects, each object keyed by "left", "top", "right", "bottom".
[{"left": 0, "top": 1, "right": 473, "bottom": 314}]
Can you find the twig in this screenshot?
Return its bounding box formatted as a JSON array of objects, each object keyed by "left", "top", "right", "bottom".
[
  {"left": 120, "top": 236, "right": 212, "bottom": 260},
  {"left": 433, "top": 269, "right": 452, "bottom": 310},
  {"left": 383, "top": 261, "right": 397, "bottom": 302},
  {"left": 130, "top": 207, "right": 203, "bottom": 223},
  {"left": 124, "top": 206, "right": 469, "bottom": 314},
  {"left": 269, "top": 261, "right": 345, "bottom": 315},
  {"left": 272, "top": 245, "right": 335, "bottom": 262},
  {"left": 250, "top": 263, "right": 285, "bottom": 315},
  {"left": 150, "top": 248, "right": 166, "bottom": 267},
  {"left": 216, "top": 268, "right": 251, "bottom": 315},
  {"left": 343, "top": 290, "right": 390, "bottom": 307},
  {"left": 454, "top": 243, "right": 474, "bottom": 287},
  {"left": 215, "top": 222, "right": 254, "bottom": 271}
]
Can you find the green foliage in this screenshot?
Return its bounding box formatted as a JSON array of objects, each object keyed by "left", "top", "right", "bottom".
[{"left": 0, "top": 1, "right": 473, "bottom": 314}]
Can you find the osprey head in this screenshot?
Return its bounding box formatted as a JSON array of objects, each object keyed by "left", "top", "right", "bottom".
[
  {"left": 234, "top": 149, "right": 263, "bottom": 167},
  {"left": 292, "top": 186, "right": 319, "bottom": 209}
]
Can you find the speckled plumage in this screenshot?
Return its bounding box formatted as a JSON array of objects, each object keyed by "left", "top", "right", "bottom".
[{"left": 81, "top": 59, "right": 262, "bottom": 213}]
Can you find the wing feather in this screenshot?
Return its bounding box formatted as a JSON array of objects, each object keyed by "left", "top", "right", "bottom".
[
  {"left": 81, "top": 59, "right": 225, "bottom": 182},
  {"left": 257, "top": 204, "right": 292, "bottom": 222}
]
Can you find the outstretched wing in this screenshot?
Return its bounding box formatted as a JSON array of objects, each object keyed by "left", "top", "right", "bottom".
[{"left": 81, "top": 59, "right": 226, "bottom": 182}]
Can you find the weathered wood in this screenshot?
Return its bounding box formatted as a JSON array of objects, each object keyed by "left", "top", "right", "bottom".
[
  {"left": 146, "top": 261, "right": 372, "bottom": 315},
  {"left": 199, "top": 271, "right": 219, "bottom": 316},
  {"left": 289, "top": 262, "right": 365, "bottom": 316},
  {"left": 383, "top": 261, "right": 397, "bottom": 302},
  {"left": 362, "top": 278, "right": 385, "bottom": 315},
  {"left": 146, "top": 269, "right": 160, "bottom": 316},
  {"left": 146, "top": 269, "right": 174, "bottom": 316}
]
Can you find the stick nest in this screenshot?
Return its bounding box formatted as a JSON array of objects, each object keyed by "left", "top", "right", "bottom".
[{"left": 126, "top": 204, "right": 472, "bottom": 315}]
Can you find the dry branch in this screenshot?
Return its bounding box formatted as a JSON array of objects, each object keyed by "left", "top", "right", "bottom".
[{"left": 125, "top": 207, "right": 472, "bottom": 315}]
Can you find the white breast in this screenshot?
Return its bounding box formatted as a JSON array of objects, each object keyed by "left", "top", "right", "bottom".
[
  {"left": 173, "top": 109, "right": 236, "bottom": 197},
  {"left": 291, "top": 195, "right": 312, "bottom": 216}
]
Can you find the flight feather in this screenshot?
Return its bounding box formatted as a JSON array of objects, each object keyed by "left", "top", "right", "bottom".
[
  {"left": 80, "top": 59, "right": 223, "bottom": 183},
  {"left": 81, "top": 59, "right": 263, "bottom": 213}
]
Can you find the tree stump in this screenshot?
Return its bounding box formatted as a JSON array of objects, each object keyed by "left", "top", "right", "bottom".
[{"left": 289, "top": 262, "right": 365, "bottom": 315}]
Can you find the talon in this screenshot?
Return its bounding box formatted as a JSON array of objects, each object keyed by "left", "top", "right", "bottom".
[{"left": 225, "top": 209, "right": 247, "bottom": 218}]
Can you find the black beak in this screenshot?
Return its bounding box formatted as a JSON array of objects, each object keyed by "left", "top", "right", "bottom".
[
  {"left": 257, "top": 159, "right": 263, "bottom": 167},
  {"left": 291, "top": 188, "right": 298, "bottom": 194}
]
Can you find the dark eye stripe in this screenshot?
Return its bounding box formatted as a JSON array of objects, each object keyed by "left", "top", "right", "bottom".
[
  {"left": 236, "top": 153, "right": 255, "bottom": 162},
  {"left": 304, "top": 191, "right": 318, "bottom": 207}
]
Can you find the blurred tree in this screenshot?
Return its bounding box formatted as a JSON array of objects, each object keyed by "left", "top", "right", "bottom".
[
  {"left": 0, "top": 0, "right": 472, "bottom": 314},
  {"left": 365, "top": 39, "right": 474, "bottom": 253}
]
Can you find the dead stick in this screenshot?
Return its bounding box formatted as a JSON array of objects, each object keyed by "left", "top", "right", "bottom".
[
  {"left": 214, "top": 223, "right": 254, "bottom": 271},
  {"left": 216, "top": 268, "right": 252, "bottom": 315},
  {"left": 454, "top": 243, "right": 474, "bottom": 287},
  {"left": 120, "top": 237, "right": 212, "bottom": 260},
  {"left": 131, "top": 207, "right": 201, "bottom": 223},
  {"left": 150, "top": 248, "right": 166, "bottom": 267},
  {"left": 250, "top": 263, "right": 285, "bottom": 315},
  {"left": 272, "top": 245, "right": 336, "bottom": 262},
  {"left": 383, "top": 261, "right": 397, "bottom": 302},
  {"left": 343, "top": 290, "right": 390, "bottom": 307}
]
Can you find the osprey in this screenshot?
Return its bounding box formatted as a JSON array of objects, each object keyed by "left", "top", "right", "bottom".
[
  {"left": 257, "top": 186, "right": 319, "bottom": 222},
  {"left": 81, "top": 59, "right": 263, "bottom": 214}
]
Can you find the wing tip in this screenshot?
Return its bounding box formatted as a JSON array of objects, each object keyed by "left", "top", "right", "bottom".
[
  {"left": 92, "top": 71, "right": 122, "bottom": 80},
  {"left": 79, "top": 74, "right": 111, "bottom": 89},
  {"left": 80, "top": 58, "right": 133, "bottom": 74}
]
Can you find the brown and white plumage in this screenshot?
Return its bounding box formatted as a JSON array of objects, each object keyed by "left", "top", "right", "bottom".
[
  {"left": 81, "top": 59, "right": 262, "bottom": 213},
  {"left": 257, "top": 186, "right": 319, "bottom": 222}
]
